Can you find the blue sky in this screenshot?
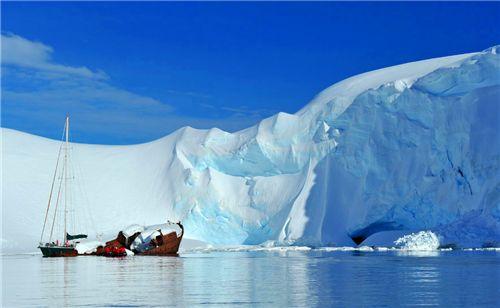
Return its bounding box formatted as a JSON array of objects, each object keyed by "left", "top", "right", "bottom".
[{"left": 2, "top": 2, "right": 499, "bottom": 144}]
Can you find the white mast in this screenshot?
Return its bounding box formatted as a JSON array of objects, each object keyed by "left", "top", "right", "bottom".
[
  {"left": 40, "top": 139, "right": 64, "bottom": 243},
  {"left": 63, "top": 115, "right": 69, "bottom": 244}
]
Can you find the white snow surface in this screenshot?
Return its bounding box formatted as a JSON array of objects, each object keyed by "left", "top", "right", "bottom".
[
  {"left": 75, "top": 240, "right": 104, "bottom": 255},
  {"left": 122, "top": 224, "right": 144, "bottom": 238},
  {"left": 2, "top": 46, "right": 499, "bottom": 252}
]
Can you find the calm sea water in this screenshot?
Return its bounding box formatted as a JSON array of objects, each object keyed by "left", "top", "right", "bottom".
[{"left": 2, "top": 250, "right": 499, "bottom": 307}]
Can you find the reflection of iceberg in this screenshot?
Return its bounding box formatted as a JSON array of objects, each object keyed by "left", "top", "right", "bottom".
[
  {"left": 395, "top": 250, "right": 440, "bottom": 258},
  {"left": 2, "top": 47, "right": 500, "bottom": 252},
  {"left": 179, "top": 249, "right": 315, "bottom": 306}
]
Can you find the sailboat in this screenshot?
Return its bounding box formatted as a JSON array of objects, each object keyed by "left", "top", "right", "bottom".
[
  {"left": 38, "top": 115, "right": 185, "bottom": 257},
  {"left": 38, "top": 115, "right": 87, "bottom": 257}
]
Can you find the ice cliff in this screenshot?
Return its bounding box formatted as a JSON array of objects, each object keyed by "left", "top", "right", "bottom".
[{"left": 2, "top": 46, "right": 499, "bottom": 252}]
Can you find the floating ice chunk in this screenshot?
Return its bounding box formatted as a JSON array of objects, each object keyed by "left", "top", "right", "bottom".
[{"left": 394, "top": 231, "right": 440, "bottom": 251}]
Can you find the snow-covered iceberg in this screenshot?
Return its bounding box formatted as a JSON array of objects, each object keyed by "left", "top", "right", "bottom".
[{"left": 2, "top": 46, "right": 499, "bottom": 252}]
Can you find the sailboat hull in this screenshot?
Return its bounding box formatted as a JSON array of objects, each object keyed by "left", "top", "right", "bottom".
[{"left": 39, "top": 245, "right": 78, "bottom": 257}]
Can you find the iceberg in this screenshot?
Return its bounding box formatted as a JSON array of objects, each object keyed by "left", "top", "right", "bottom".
[{"left": 2, "top": 46, "right": 499, "bottom": 252}]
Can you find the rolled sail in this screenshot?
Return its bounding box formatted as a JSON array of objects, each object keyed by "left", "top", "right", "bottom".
[{"left": 67, "top": 233, "right": 88, "bottom": 241}]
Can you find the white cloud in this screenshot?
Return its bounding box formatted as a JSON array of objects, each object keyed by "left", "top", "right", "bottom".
[
  {"left": 1, "top": 33, "right": 107, "bottom": 79},
  {"left": 1, "top": 33, "right": 268, "bottom": 143}
]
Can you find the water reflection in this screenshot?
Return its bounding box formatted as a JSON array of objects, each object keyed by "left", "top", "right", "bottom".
[
  {"left": 179, "top": 251, "right": 315, "bottom": 306},
  {"left": 2, "top": 250, "right": 499, "bottom": 307},
  {"left": 395, "top": 250, "right": 440, "bottom": 257}
]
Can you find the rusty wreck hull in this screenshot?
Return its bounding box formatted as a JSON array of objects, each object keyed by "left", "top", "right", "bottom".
[
  {"left": 102, "top": 223, "right": 184, "bottom": 256},
  {"left": 138, "top": 231, "right": 183, "bottom": 256}
]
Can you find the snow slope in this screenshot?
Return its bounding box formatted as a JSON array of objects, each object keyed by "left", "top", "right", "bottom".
[{"left": 2, "top": 46, "right": 499, "bottom": 252}]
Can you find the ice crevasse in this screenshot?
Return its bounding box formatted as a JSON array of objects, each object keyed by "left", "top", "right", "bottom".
[{"left": 2, "top": 46, "right": 499, "bottom": 251}]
